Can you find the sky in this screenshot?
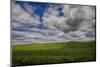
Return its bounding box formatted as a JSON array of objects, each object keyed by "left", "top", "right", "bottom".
[{"left": 12, "top": 1, "right": 96, "bottom": 44}]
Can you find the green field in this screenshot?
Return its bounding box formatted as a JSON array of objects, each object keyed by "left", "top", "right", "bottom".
[{"left": 12, "top": 40, "right": 96, "bottom": 66}]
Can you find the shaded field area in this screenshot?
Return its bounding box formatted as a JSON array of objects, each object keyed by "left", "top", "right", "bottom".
[{"left": 12, "top": 40, "right": 96, "bottom": 66}]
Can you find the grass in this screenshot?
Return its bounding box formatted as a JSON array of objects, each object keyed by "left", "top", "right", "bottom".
[{"left": 12, "top": 40, "right": 96, "bottom": 66}]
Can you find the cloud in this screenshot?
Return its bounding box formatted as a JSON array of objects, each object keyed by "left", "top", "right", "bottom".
[
  {"left": 12, "top": 2, "right": 42, "bottom": 44},
  {"left": 12, "top": 2, "right": 41, "bottom": 28},
  {"left": 42, "top": 4, "right": 96, "bottom": 39},
  {"left": 12, "top": 27, "right": 69, "bottom": 44},
  {"left": 12, "top": 1, "right": 96, "bottom": 44}
]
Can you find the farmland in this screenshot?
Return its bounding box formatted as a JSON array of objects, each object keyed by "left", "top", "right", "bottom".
[{"left": 12, "top": 40, "right": 96, "bottom": 66}]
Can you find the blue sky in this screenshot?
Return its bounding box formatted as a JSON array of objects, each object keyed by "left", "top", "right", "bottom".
[
  {"left": 16, "top": 1, "right": 49, "bottom": 17},
  {"left": 12, "top": 1, "right": 96, "bottom": 44}
]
